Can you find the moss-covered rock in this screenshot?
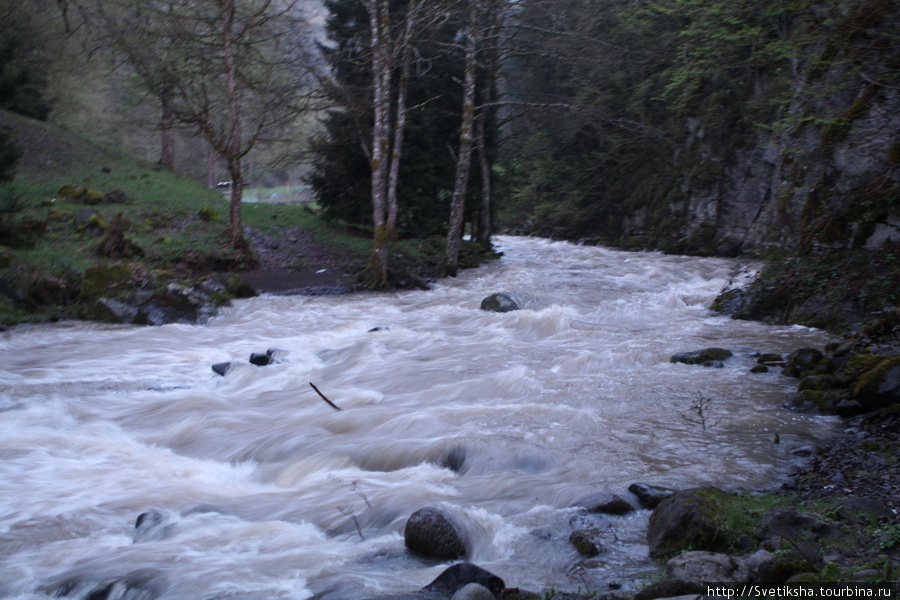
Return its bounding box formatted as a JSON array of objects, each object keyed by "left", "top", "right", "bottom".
[
  {"left": 647, "top": 487, "right": 735, "bottom": 559},
  {"left": 79, "top": 264, "right": 134, "bottom": 301},
  {"left": 225, "top": 274, "right": 257, "bottom": 298},
  {"left": 198, "top": 205, "right": 220, "bottom": 222},
  {"left": 83, "top": 189, "right": 105, "bottom": 205},
  {"left": 853, "top": 356, "right": 900, "bottom": 409},
  {"left": 57, "top": 184, "right": 81, "bottom": 198}
]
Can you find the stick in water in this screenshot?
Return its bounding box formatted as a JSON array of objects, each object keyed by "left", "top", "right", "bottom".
[{"left": 309, "top": 382, "right": 341, "bottom": 410}]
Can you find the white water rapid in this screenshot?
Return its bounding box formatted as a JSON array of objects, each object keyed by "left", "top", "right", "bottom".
[{"left": 0, "top": 236, "right": 834, "bottom": 599}]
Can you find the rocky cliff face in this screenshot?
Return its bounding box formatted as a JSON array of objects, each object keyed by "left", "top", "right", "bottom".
[
  {"left": 628, "top": 1, "right": 900, "bottom": 258},
  {"left": 704, "top": 88, "right": 900, "bottom": 253}
]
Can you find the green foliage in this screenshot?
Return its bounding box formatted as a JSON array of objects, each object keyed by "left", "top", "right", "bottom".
[
  {"left": 503, "top": 0, "right": 900, "bottom": 255},
  {"left": 0, "top": 0, "right": 53, "bottom": 120},
  {"left": 0, "top": 128, "right": 21, "bottom": 183},
  {"left": 309, "top": 0, "right": 495, "bottom": 239}
]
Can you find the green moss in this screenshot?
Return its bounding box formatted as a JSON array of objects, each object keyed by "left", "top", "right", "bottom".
[
  {"left": 198, "top": 205, "right": 220, "bottom": 222},
  {"left": 853, "top": 356, "right": 900, "bottom": 409},
  {"left": 83, "top": 189, "right": 105, "bottom": 205},
  {"left": 58, "top": 184, "right": 81, "bottom": 198},
  {"left": 79, "top": 264, "right": 134, "bottom": 300}
]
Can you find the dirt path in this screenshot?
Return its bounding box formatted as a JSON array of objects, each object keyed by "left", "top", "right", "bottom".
[{"left": 243, "top": 225, "right": 362, "bottom": 295}]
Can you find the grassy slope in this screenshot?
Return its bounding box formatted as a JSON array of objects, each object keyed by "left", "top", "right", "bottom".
[
  {"left": 0, "top": 110, "right": 497, "bottom": 325},
  {"left": 0, "top": 110, "right": 371, "bottom": 324}
]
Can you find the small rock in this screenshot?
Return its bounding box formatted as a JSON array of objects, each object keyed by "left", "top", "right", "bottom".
[
  {"left": 134, "top": 510, "right": 171, "bottom": 543},
  {"left": 571, "top": 491, "right": 634, "bottom": 515},
  {"left": 757, "top": 353, "right": 783, "bottom": 364},
  {"left": 249, "top": 348, "right": 285, "bottom": 366},
  {"left": 480, "top": 292, "right": 523, "bottom": 313},
  {"left": 743, "top": 549, "right": 776, "bottom": 580},
  {"left": 670, "top": 348, "right": 733, "bottom": 367},
  {"left": 633, "top": 579, "right": 705, "bottom": 600},
  {"left": 404, "top": 506, "right": 467, "bottom": 560},
  {"left": 569, "top": 529, "right": 604, "bottom": 557},
  {"left": 628, "top": 482, "right": 675, "bottom": 509},
  {"left": 665, "top": 550, "right": 750, "bottom": 583},
  {"left": 212, "top": 362, "right": 232, "bottom": 376}
]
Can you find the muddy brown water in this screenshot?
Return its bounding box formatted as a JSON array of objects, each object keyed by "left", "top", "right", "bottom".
[{"left": 0, "top": 236, "right": 835, "bottom": 599}]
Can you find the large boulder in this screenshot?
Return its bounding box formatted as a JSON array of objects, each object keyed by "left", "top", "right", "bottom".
[
  {"left": 480, "top": 292, "right": 523, "bottom": 313},
  {"left": 404, "top": 506, "right": 467, "bottom": 560},
  {"left": 421, "top": 563, "right": 505, "bottom": 599},
  {"left": 852, "top": 356, "right": 900, "bottom": 410},
  {"left": 782, "top": 347, "right": 825, "bottom": 377},
  {"left": 670, "top": 348, "right": 733, "bottom": 367},
  {"left": 665, "top": 551, "right": 750, "bottom": 583},
  {"left": 647, "top": 487, "right": 732, "bottom": 559}
]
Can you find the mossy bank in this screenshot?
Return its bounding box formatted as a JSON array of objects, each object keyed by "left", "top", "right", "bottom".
[{"left": 0, "top": 109, "right": 498, "bottom": 328}]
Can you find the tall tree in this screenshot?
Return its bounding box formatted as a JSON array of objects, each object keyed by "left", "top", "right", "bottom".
[
  {"left": 101, "top": 0, "right": 320, "bottom": 251},
  {"left": 309, "top": 0, "right": 472, "bottom": 279},
  {"left": 443, "top": 0, "right": 479, "bottom": 276}
]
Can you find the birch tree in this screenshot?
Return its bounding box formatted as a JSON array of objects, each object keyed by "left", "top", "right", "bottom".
[{"left": 443, "top": 0, "right": 478, "bottom": 277}]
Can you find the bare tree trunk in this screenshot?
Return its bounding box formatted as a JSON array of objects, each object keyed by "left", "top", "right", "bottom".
[
  {"left": 220, "top": 0, "right": 247, "bottom": 251},
  {"left": 367, "top": 0, "right": 392, "bottom": 288},
  {"left": 160, "top": 126, "right": 175, "bottom": 171},
  {"left": 474, "top": 110, "right": 491, "bottom": 247},
  {"left": 475, "top": 0, "right": 499, "bottom": 249},
  {"left": 159, "top": 85, "right": 176, "bottom": 171},
  {"left": 207, "top": 146, "right": 216, "bottom": 189},
  {"left": 387, "top": 0, "right": 418, "bottom": 236},
  {"left": 444, "top": 1, "right": 478, "bottom": 277}
]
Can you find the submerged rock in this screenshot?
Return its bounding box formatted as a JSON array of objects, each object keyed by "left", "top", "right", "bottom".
[
  {"left": 628, "top": 482, "right": 675, "bottom": 509},
  {"left": 421, "top": 563, "right": 505, "bottom": 599},
  {"left": 480, "top": 292, "right": 523, "bottom": 313},
  {"left": 404, "top": 506, "right": 467, "bottom": 560},
  {"left": 571, "top": 491, "right": 634, "bottom": 515},
  {"left": 670, "top": 348, "right": 733, "bottom": 367},
  {"left": 569, "top": 529, "right": 604, "bottom": 557},
  {"left": 250, "top": 348, "right": 285, "bottom": 366},
  {"left": 212, "top": 362, "right": 232, "bottom": 376}
]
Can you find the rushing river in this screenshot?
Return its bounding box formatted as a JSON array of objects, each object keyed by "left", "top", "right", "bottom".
[{"left": 0, "top": 236, "right": 834, "bottom": 599}]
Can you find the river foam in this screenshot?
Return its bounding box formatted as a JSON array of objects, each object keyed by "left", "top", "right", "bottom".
[{"left": 0, "top": 236, "right": 833, "bottom": 599}]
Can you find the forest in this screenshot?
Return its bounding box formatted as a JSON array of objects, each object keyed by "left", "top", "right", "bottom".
[{"left": 1, "top": 0, "right": 899, "bottom": 325}]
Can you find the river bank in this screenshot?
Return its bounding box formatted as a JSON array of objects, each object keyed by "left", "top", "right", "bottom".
[{"left": 566, "top": 309, "right": 900, "bottom": 600}]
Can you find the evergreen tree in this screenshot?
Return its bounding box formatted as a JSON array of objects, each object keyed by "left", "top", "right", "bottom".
[
  {"left": 0, "top": 0, "right": 54, "bottom": 120},
  {"left": 308, "top": 0, "right": 490, "bottom": 239}
]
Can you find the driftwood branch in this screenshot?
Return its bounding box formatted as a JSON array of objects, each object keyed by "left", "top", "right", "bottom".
[{"left": 310, "top": 382, "right": 342, "bottom": 410}]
